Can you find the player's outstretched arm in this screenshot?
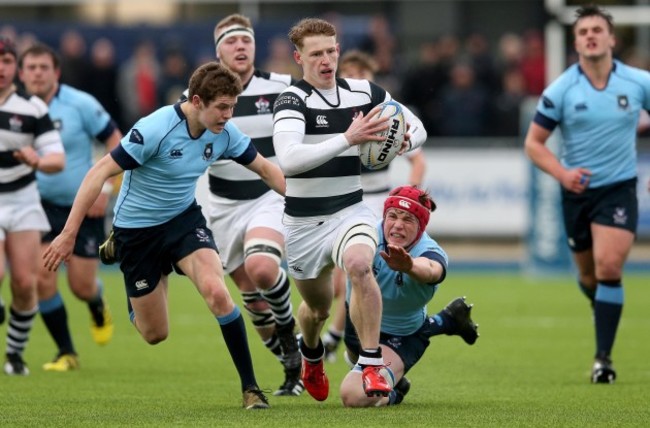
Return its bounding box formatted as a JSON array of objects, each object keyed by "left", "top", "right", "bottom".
[
  {"left": 379, "top": 244, "right": 442, "bottom": 284},
  {"left": 43, "top": 154, "right": 123, "bottom": 271},
  {"left": 244, "top": 153, "right": 286, "bottom": 196},
  {"left": 87, "top": 128, "right": 123, "bottom": 218}
]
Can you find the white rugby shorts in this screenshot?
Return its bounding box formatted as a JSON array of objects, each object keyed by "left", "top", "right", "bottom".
[
  {"left": 362, "top": 191, "right": 388, "bottom": 220},
  {"left": 283, "top": 202, "right": 378, "bottom": 280},
  {"left": 0, "top": 182, "right": 50, "bottom": 240},
  {"left": 207, "top": 190, "right": 284, "bottom": 274}
]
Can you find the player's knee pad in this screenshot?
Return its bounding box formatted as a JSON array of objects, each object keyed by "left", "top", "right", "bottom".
[
  {"left": 332, "top": 223, "right": 378, "bottom": 268},
  {"left": 241, "top": 291, "right": 275, "bottom": 328},
  {"left": 244, "top": 238, "right": 283, "bottom": 265}
]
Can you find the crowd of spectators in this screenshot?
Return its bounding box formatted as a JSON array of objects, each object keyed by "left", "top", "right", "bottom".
[{"left": 3, "top": 15, "right": 648, "bottom": 138}]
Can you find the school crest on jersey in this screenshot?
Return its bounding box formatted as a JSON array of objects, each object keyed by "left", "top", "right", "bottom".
[
  {"left": 255, "top": 96, "right": 271, "bottom": 114},
  {"left": 9, "top": 115, "right": 22, "bottom": 133},
  {"left": 203, "top": 143, "right": 213, "bottom": 161},
  {"left": 617, "top": 95, "right": 629, "bottom": 110}
]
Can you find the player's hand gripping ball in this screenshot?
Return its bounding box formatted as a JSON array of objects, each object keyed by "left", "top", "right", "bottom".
[{"left": 359, "top": 100, "right": 406, "bottom": 170}]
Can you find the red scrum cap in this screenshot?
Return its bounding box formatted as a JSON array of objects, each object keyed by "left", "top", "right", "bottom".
[{"left": 383, "top": 186, "right": 436, "bottom": 244}]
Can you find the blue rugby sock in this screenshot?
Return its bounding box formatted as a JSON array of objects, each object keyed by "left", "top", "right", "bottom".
[
  {"left": 40, "top": 292, "right": 76, "bottom": 355},
  {"left": 423, "top": 311, "right": 453, "bottom": 337},
  {"left": 217, "top": 306, "right": 258, "bottom": 391},
  {"left": 594, "top": 280, "right": 623, "bottom": 358}
]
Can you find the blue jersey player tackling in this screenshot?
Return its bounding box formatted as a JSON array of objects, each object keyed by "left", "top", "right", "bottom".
[
  {"left": 43, "top": 62, "right": 286, "bottom": 409},
  {"left": 338, "top": 186, "right": 479, "bottom": 407},
  {"left": 524, "top": 4, "right": 650, "bottom": 384}
]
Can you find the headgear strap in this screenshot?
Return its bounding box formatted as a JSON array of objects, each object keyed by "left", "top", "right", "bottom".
[
  {"left": 383, "top": 186, "right": 434, "bottom": 245},
  {"left": 214, "top": 25, "right": 255, "bottom": 51}
]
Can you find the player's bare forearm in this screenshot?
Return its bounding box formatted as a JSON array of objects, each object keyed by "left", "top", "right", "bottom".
[
  {"left": 63, "top": 155, "right": 122, "bottom": 235},
  {"left": 247, "top": 154, "right": 286, "bottom": 196}
]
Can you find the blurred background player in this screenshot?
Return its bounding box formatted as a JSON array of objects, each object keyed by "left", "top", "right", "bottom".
[
  {"left": 322, "top": 49, "right": 427, "bottom": 362},
  {"left": 272, "top": 18, "right": 426, "bottom": 402},
  {"left": 44, "top": 62, "right": 285, "bottom": 409},
  {"left": 339, "top": 186, "right": 478, "bottom": 407},
  {"left": 196, "top": 14, "right": 302, "bottom": 396},
  {"left": 0, "top": 36, "right": 65, "bottom": 375},
  {"left": 524, "top": 4, "right": 650, "bottom": 384},
  {"left": 19, "top": 43, "right": 122, "bottom": 372}
]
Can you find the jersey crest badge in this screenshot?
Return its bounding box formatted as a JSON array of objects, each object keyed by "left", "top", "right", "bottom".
[
  {"left": 255, "top": 96, "right": 271, "bottom": 114},
  {"left": 617, "top": 95, "right": 629, "bottom": 110},
  {"left": 9, "top": 115, "right": 22, "bottom": 133},
  {"left": 203, "top": 143, "right": 213, "bottom": 161}
]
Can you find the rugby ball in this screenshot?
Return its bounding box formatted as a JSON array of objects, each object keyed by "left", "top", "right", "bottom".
[{"left": 359, "top": 100, "right": 406, "bottom": 170}]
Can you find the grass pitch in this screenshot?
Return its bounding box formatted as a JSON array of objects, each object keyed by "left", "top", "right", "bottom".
[{"left": 1, "top": 271, "right": 648, "bottom": 427}]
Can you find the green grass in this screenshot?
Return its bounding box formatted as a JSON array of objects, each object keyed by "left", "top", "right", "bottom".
[{"left": 1, "top": 271, "right": 649, "bottom": 427}]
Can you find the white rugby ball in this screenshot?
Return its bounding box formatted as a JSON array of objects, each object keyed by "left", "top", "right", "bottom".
[{"left": 359, "top": 100, "right": 406, "bottom": 170}]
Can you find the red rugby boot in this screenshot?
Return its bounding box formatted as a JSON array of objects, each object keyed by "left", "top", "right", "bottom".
[
  {"left": 362, "top": 365, "right": 392, "bottom": 397},
  {"left": 301, "top": 358, "right": 329, "bottom": 401}
]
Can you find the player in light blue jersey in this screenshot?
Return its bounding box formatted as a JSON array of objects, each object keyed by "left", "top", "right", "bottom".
[
  {"left": 19, "top": 43, "right": 122, "bottom": 372},
  {"left": 43, "top": 62, "right": 286, "bottom": 409},
  {"left": 525, "top": 4, "right": 650, "bottom": 384},
  {"left": 339, "top": 186, "right": 479, "bottom": 407}
]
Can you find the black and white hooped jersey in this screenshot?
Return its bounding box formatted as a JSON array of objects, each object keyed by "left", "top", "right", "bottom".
[
  {"left": 0, "top": 89, "right": 63, "bottom": 191},
  {"left": 208, "top": 70, "right": 293, "bottom": 200},
  {"left": 273, "top": 78, "right": 389, "bottom": 217}
]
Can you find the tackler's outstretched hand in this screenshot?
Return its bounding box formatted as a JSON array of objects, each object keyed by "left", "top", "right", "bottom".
[{"left": 380, "top": 244, "right": 414, "bottom": 273}]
